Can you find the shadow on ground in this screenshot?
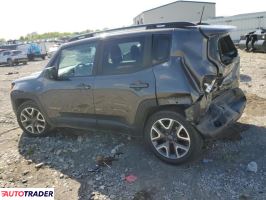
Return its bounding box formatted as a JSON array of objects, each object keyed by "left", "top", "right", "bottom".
[
  {"left": 18, "top": 122, "right": 266, "bottom": 200},
  {"left": 240, "top": 74, "right": 252, "bottom": 82}
]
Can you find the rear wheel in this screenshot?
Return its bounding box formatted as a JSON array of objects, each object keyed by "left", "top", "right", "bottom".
[
  {"left": 144, "top": 110, "right": 203, "bottom": 164},
  {"left": 17, "top": 101, "right": 50, "bottom": 136}
]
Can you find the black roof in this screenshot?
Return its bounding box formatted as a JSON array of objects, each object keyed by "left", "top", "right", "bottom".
[{"left": 68, "top": 22, "right": 196, "bottom": 42}]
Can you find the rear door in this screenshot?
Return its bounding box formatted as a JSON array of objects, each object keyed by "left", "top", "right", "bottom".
[{"left": 93, "top": 35, "right": 156, "bottom": 129}]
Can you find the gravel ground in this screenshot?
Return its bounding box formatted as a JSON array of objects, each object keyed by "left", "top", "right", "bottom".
[{"left": 0, "top": 50, "right": 265, "bottom": 200}]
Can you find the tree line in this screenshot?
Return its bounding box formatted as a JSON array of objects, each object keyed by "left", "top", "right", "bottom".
[{"left": 0, "top": 28, "right": 107, "bottom": 42}]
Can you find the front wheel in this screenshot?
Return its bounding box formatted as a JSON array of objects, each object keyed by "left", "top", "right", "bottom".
[
  {"left": 17, "top": 101, "right": 50, "bottom": 137},
  {"left": 144, "top": 110, "right": 203, "bottom": 164}
]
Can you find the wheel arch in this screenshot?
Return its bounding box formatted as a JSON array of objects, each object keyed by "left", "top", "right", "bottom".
[
  {"left": 134, "top": 101, "right": 190, "bottom": 136},
  {"left": 14, "top": 98, "right": 33, "bottom": 112}
]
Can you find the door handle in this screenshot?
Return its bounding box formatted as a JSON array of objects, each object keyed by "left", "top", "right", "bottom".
[
  {"left": 76, "top": 83, "right": 91, "bottom": 89},
  {"left": 129, "top": 82, "right": 149, "bottom": 89}
]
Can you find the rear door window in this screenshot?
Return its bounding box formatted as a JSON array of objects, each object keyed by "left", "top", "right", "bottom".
[
  {"left": 101, "top": 37, "right": 145, "bottom": 75},
  {"left": 152, "top": 34, "right": 171, "bottom": 65}
]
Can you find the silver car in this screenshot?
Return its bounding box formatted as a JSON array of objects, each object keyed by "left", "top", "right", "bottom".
[{"left": 0, "top": 50, "right": 28, "bottom": 66}]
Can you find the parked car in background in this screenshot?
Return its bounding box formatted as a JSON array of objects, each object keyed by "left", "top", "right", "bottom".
[
  {"left": 17, "top": 43, "right": 47, "bottom": 61},
  {"left": 10, "top": 50, "right": 28, "bottom": 65},
  {"left": 0, "top": 50, "right": 28, "bottom": 66},
  {"left": 11, "top": 22, "right": 246, "bottom": 164},
  {"left": 0, "top": 42, "right": 47, "bottom": 61}
]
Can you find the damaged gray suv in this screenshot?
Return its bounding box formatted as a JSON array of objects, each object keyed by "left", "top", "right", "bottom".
[{"left": 10, "top": 22, "right": 246, "bottom": 164}]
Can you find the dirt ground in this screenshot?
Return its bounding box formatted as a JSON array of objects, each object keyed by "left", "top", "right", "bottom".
[{"left": 0, "top": 51, "right": 265, "bottom": 200}]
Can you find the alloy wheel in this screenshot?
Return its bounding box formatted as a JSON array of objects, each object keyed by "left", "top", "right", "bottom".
[
  {"left": 20, "top": 107, "right": 46, "bottom": 134},
  {"left": 150, "top": 118, "right": 191, "bottom": 159}
]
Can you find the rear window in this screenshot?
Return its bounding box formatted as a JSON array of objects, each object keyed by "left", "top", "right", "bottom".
[{"left": 218, "top": 35, "right": 237, "bottom": 65}]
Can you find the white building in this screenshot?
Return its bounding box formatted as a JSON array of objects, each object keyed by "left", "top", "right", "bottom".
[
  {"left": 205, "top": 12, "right": 266, "bottom": 41},
  {"left": 133, "top": 1, "right": 266, "bottom": 42},
  {"left": 133, "top": 1, "right": 216, "bottom": 25}
]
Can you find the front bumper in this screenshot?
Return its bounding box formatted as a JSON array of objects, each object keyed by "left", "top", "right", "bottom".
[{"left": 195, "top": 88, "right": 246, "bottom": 138}]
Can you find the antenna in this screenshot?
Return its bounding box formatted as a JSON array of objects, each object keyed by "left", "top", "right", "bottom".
[{"left": 199, "top": 6, "right": 205, "bottom": 25}]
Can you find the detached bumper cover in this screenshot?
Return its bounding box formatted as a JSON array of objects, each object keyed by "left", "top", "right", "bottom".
[{"left": 196, "top": 88, "right": 246, "bottom": 138}]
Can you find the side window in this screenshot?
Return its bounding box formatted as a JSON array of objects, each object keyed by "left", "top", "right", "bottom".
[
  {"left": 102, "top": 37, "right": 145, "bottom": 75},
  {"left": 58, "top": 42, "right": 97, "bottom": 77},
  {"left": 3, "top": 52, "right": 10, "bottom": 56},
  {"left": 152, "top": 34, "right": 171, "bottom": 65}
]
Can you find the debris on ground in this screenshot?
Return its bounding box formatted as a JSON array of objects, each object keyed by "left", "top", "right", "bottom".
[
  {"left": 133, "top": 189, "right": 152, "bottom": 200},
  {"left": 88, "top": 165, "right": 100, "bottom": 173},
  {"left": 35, "top": 162, "right": 44, "bottom": 169},
  {"left": 26, "top": 159, "right": 33, "bottom": 165},
  {"left": 110, "top": 143, "right": 124, "bottom": 155},
  {"left": 125, "top": 174, "right": 137, "bottom": 183},
  {"left": 21, "top": 179, "right": 27, "bottom": 184},
  {"left": 5, "top": 72, "right": 19, "bottom": 75},
  {"left": 247, "top": 161, "right": 258, "bottom": 173},
  {"left": 22, "top": 170, "right": 30, "bottom": 176},
  {"left": 96, "top": 155, "right": 118, "bottom": 167}
]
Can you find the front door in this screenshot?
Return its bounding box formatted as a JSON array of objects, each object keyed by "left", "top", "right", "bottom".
[{"left": 39, "top": 41, "right": 98, "bottom": 129}]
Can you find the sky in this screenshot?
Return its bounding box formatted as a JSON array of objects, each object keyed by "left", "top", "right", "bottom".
[{"left": 0, "top": 0, "right": 265, "bottom": 39}]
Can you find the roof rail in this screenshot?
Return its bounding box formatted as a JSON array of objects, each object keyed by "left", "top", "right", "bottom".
[{"left": 68, "top": 21, "right": 196, "bottom": 42}]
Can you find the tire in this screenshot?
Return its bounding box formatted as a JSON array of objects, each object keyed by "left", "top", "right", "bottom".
[
  {"left": 41, "top": 55, "right": 46, "bottom": 60},
  {"left": 144, "top": 110, "right": 203, "bottom": 164},
  {"left": 7, "top": 59, "right": 13, "bottom": 66},
  {"left": 17, "top": 100, "right": 50, "bottom": 137},
  {"left": 23, "top": 62, "right": 27, "bottom": 65}
]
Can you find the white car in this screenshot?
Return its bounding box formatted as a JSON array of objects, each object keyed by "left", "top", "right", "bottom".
[{"left": 0, "top": 50, "right": 28, "bottom": 66}]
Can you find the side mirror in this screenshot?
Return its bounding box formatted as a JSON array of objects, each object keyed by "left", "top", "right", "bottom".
[{"left": 43, "top": 67, "right": 57, "bottom": 80}]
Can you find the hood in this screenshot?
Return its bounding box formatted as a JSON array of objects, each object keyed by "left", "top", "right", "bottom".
[{"left": 13, "top": 71, "right": 42, "bottom": 83}]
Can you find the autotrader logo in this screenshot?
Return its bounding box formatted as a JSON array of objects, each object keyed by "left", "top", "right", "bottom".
[{"left": 0, "top": 188, "right": 54, "bottom": 200}]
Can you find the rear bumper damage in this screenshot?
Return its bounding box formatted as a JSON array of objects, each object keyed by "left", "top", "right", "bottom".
[{"left": 187, "top": 88, "right": 246, "bottom": 138}]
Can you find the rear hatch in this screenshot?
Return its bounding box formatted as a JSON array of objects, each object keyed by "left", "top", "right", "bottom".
[
  {"left": 190, "top": 25, "right": 246, "bottom": 138},
  {"left": 199, "top": 25, "right": 240, "bottom": 94}
]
